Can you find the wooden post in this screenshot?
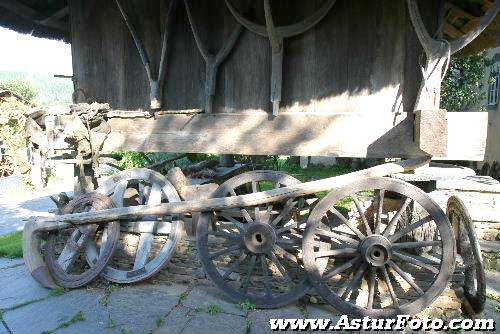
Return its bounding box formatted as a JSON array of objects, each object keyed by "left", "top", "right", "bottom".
[{"left": 74, "top": 158, "right": 97, "bottom": 195}]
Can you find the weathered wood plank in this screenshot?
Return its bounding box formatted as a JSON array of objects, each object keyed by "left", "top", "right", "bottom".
[
  {"left": 415, "top": 109, "right": 448, "bottom": 157},
  {"left": 102, "top": 111, "right": 418, "bottom": 157},
  {"left": 101, "top": 111, "right": 487, "bottom": 160}
]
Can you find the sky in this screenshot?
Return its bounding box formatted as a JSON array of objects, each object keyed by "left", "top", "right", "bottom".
[{"left": 0, "top": 27, "right": 72, "bottom": 75}]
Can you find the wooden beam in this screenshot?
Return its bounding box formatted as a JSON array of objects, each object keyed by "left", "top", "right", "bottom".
[
  {"left": 415, "top": 109, "right": 448, "bottom": 157},
  {"left": 102, "top": 111, "right": 421, "bottom": 158},
  {"left": 38, "top": 6, "right": 69, "bottom": 25},
  {"left": 101, "top": 111, "right": 487, "bottom": 161},
  {"left": 437, "top": 112, "right": 488, "bottom": 161},
  {"left": 0, "top": 0, "right": 67, "bottom": 31},
  {"left": 0, "top": 0, "right": 38, "bottom": 18}
]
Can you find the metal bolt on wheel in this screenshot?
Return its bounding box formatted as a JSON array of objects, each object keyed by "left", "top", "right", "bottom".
[
  {"left": 45, "top": 192, "right": 120, "bottom": 288},
  {"left": 302, "top": 177, "right": 456, "bottom": 317},
  {"left": 447, "top": 195, "right": 486, "bottom": 314},
  {"left": 197, "top": 170, "right": 318, "bottom": 308},
  {"left": 89, "top": 168, "right": 184, "bottom": 283}
]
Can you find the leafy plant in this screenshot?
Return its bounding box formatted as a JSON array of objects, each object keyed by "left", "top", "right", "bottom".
[
  {"left": 239, "top": 299, "right": 256, "bottom": 313},
  {"left": 207, "top": 304, "right": 222, "bottom": 315},
  {"left": 0, "top": 231, "right": 23, "bottom": 258},
  {"left": 441, "top": 52, "right": 489, "bottom": 111}
]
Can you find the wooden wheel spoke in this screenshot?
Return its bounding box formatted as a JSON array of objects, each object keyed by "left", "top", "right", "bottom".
[
  {"left": 220, "top": 214, "right": 246, "bottom": 232},
  {"left": 382, "top": 266, "right": 399, "bottom": 308},
  {"left": 276, "top": 237, "right": 301, "bottom": 248},
  {"left": 268, "top": 251, "right": 291, "bottom": 282},
  {"left": 352, "top": 194, "right": 372, "bottom": 235},
  {"left": 367, "top": 267, "right": 376, "bottom": 309},
  {"left": 242, "top": 255, "right": 257, "bottom": 293},
  {"left": 392, "top": 250, "right": 439, "bottom": 274},
  {"left": 275, "top": 220, "right": 298, "bottom": 235},
  {"left": 207, "top": 230, "right": 241, "bottom": 241},
  {"left": 382, "top": 197, "right": 412, "bottom": 237},
  {"left": 209, "top": 244, "right": 242, "bottom": 259},
  {"left": 260, "top": 255, "right": 273, "bottom": 296},
  {"left": 271, "top": 199, "right": 297, "bottom": 226},
  {"left": 251, "top": 181, "right": 258, "bottom": 193},
  {"left": 390, "top": 215, "right": 433, "bottom": 242},
  {"left": 273, "top": 244, "right": 298, "bottom": 263},
  {"left": 57, "top": 230, "right": 89, "bottom": 271},
  {"left": 133, "top": 232, "right": 154, "bottom": 270},
  {"left": 323, "top": 256, "right": 360, "bottom": 280},
  {"left": 222, "top": 252, "right": 247, "bottom": 280},
  {"left": 374, "top": 189, "right": 385, "bottom": 234},
  {"left": 111, "top": 179, "right": 128, "bottom": 206},
  {"left": 341, "top": 263, "right": 367, "bottom": 300},
  {"left": 314, "top": 228, "right": 359, "bottom": 246},
  {"left": 387, "top": 260, "right": 424, "bottom": 296},
  {"left": 329, "top": 207, "right": 365, "bottom": 240},
  {"left": 241, "top": 209, "right": 254, "bottom": 224},
  {"left": 315, "top": 248, "right": 358, "bottom": 259},
  {"left": 392, "top": 240, "right": 441, "bottom": 249}
]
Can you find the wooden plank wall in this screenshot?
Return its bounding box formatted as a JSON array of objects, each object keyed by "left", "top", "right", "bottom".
[{"left": 70, "top": 0, "right": 441, "bottom": 114}]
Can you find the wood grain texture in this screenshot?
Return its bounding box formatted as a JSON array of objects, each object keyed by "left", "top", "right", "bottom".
[
  {"left": 100, "top": 111, "right": 487, "bottom": 160},
  {"left": 70, "top": 0, "right": 428, "bottom": 115},
  {"left": 415, "top": 109, "right": 448, "bottom": 157}
]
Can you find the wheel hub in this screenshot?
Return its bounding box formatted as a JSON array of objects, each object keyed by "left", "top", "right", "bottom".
[
  {"left": 244, "top": 223, "right": 276, "bottom": 254},
  {"left": 359, "top": 235, "right": 392, "bottom": 267}
]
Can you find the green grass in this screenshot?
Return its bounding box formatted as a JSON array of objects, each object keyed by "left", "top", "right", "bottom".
[
  {"left": 41, "top": 311, "right": 85, "bottom": 334},
  {"left": 49, "top": 286, "right": 66, "bottom": 297},
  {"left": 207, "top": 304, "right": 222, "bottom": 315},
  {"left": 239, "top": 299, "right": 256, "bottom": 313},
  {"left": 0, "top": 231, "right": 23, "bottom": 258}
]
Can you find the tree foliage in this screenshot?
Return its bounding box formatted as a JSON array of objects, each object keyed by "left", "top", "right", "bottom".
[
  {"left": 440, "top": 52, "right": 489, "bottom": 111},
  {"left": 0, "top": 78, "right": 38, "bottom": 104}
]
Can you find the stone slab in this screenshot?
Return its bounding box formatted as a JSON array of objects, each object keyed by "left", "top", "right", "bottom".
[
  {"left": 0, "top": 257, "right": 23, "bottom": 269},
  {"left": 180, "top": 285, "right": 246, "bottom": 316},
  {"left": 3, "top": 289, "right": 112, "bottom": 334},
  {"left": 107, "top": 283, "right": 187, "bottom": 334},
  {"left": 248, "top": 304, "right": 304, "bottom": 334},
  {"left": 156, "top": 305, "right": 247, "bottom": 334},
  {"left": 437, "top": 175, "right": 500, "bottom": 193},
  {"left": 0, "top": 265, "right": 50, "bottom": 309}
]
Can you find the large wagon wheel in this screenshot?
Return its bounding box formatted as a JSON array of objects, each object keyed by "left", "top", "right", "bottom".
[
  {"left": 447, "top": 196, "right": 486, "bottom": 314},
  {"left": 303, "top": 177, "right": 455, "bottom": 317},
  {"left": 197, "top": 171, "right": 317, "bottom": 308},
  {"left": 88, "top": 168, "right": 183, "bottom": 283},
  {"left": 45, "top": 192, "right": 120, "bottom": 288}
]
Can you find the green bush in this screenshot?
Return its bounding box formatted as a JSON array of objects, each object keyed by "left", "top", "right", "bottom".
[{"left": 0, "top": 78, "right": 37, "bottom": 104}]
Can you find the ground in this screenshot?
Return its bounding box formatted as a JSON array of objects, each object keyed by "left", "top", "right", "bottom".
[{"left": 1, "top": 174, "right": 500, "bottom": 334}]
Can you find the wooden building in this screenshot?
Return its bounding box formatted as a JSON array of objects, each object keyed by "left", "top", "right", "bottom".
[{"left": 0, "top": 0, "right": 499, "bottom": 160}]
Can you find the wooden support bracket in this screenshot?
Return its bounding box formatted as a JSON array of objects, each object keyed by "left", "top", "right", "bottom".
[
  {"left": 406, "top": 0, "right": 500, "bottom": 111},
  {"left": 184, "top": 0, "right": 243, "bottom": 114},
  {"left": 225, "top": 0, "right": 336, "bottom": 116},
  {"left": 115, "top": 0, "right": 177, "bottom": 110},
  {"left": 414, "top": 109, "right": 448, "bottom": 157}
]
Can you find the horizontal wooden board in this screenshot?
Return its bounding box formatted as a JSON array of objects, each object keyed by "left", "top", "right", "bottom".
[
  {"left": 436, "top": 112, "right": 488, "bottom": 161},
  {"left": 101, "top": 111, "right": 486, "bottom": 160}
]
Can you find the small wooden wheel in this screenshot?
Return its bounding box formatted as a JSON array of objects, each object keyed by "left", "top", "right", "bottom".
[
  {"left": 90, "top": 168, "right": 184, "bottom": 283},
  {"left": 45, "top": 192, "right": 120, "bottom": 288},
  {"left": 303, "top": 177, "right": 456, "bottom": 317},
  {"left": 197, "top": 171, "right": 317, "bottom": 308},
  {"left": 447, "top": 195, "right": 486, "bottom": 314}
]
